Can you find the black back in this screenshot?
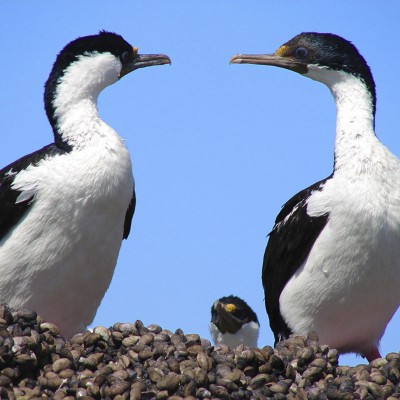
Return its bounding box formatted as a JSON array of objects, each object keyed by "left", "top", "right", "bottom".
[
  {"left": 0, "top": 144, "right": 135, "bottom": 242},
  {"left": 262, "top": 175, "right": 331, "bottom": 344},
  {"left": 0, "top": 145, "right": 64, "bottom": 242}
]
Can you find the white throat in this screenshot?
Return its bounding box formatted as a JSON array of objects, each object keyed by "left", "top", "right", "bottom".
[
  {"left": 52, "top": 52, "right": 122, "bottom": 148},
  {"left": 305, "top": 66, "right": 376, "bottom": 172}
]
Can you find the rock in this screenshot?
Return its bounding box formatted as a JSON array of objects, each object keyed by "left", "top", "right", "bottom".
[{"left": 1, "top": 303, "right": 400, "bottom": 399}]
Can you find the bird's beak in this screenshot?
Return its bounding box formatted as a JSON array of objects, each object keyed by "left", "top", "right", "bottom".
[
  {"left": 230, "top": 53, "right": 308, "bottom": 74},
  {"left": 212, "top": 301, "right": 244, "bottom": 334},
  {"left": 120, "top": 53, "right": 171, "bottom": 78}
]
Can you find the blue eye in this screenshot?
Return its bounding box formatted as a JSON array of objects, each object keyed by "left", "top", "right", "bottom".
[
  {"left": 121, "top": 51, "right": 129, "bottom": 63},
  {"left": 295, "top": 47, "right": 308, "bottom": 59}
]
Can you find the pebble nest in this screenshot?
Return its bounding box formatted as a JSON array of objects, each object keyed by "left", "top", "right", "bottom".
[{"left": 0, "top": 305, "right": 399, "bottom": 399}]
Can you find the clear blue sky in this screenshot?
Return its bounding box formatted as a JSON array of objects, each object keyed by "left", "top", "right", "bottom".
[{"left": 1, "top": 1, "right": 399, "bottom": 366}]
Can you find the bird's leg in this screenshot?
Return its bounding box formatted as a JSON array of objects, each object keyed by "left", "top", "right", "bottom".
[{"left": 364, "top": 346, "right": 382, "bottom": 362}]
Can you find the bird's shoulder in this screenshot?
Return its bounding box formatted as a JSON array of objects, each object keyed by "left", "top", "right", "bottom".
[
  {"left": 0, "top": 144, "right": 63, "bottom": 242},
  {"left": 262, "top": 174, "right": 332, "bottom": 343},
  {"left": 273, "top": 174, "right": 331, "bottom": 226}
]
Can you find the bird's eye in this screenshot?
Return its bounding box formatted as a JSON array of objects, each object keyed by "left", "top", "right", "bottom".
[
  {"left": 121, "top": 51, "right": 129, "bottom": 63},
  {"left": 295, "top": 47, "right": 308, "bottom": 59}
]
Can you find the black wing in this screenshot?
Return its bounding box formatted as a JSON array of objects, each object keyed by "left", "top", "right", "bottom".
[
  {"left": 0, "top": 144, "right": 62, "bottom": 242},
  {"left": 123, "top": 187, "right": 136, "bottom": 239},
  {"left": 262, "top": 174, "right": 332, "bottom": 344}
]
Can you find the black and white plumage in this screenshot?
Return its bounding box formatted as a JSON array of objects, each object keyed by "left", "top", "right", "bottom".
[
  {"left": 0, "top": 31, "right": 170, "bottom": 338},
  {"left": 231, "top": 32, "right": 400, "bottom": 361},
  {"left": 209, "top": 295, "right": 259, "bottom": 348}
]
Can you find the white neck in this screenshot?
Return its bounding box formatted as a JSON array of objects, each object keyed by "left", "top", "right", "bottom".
[
  {"left": 305, "top": 66, "right": 376, "bottom": 173},
  {"left": 52, "top": 52, "right": 122, "bottom": 148}
]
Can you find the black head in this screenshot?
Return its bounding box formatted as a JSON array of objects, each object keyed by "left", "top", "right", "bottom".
[
  {"left": 231, "top": 32, "right": 376, "bottom": 117},
  {"left": 45, "top": 31, "right": 135, "bottom": 100},
  {"left": 211, "top": 295, "right": 259, "bottom": 334},
  {"left": 51, "top": 31, "right": 134, "bottom": 76},
  {"left": 279, "top": 33, "right": 371, "bottom": 73},
  {"left": 279, "top": 33, "right": 375, "bottom": 98},
  {"left": 44, "top": 31, "right": 170, "bottom": 150}
]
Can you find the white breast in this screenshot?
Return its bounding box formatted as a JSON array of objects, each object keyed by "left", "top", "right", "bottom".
[
  {"left": 0, "top": 121, "right": 133, "bottom": 338},
  {"left": 280, "top": 143, "right": 400, "bottom": 355},
  {"left": 209, "top": 321, "right": 259, "bottom": 348}
]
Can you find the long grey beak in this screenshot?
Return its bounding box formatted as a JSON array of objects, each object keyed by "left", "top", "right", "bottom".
[
  {"left": 120, "top": 53, "right": 171, "bottom": 78},
  {"left": 230, "top": 53, "right": 307, "bottom": 74}
]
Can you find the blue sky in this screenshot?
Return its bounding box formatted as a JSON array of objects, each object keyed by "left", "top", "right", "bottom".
[{"left": 1, "top": 2, "right": 399, "bottom": 366}]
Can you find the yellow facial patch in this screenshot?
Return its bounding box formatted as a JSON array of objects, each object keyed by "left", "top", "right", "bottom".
[
  {"left": 275, "top": 45, "right": 288, "bottom": 57},
  {"left": 133, "top": 47, "right": 138, "bottom": 57},
  {"left": 225, "top": 304, "right": 236, "bottom": 313}
]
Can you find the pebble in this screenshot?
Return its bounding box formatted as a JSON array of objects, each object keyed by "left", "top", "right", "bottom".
[{"left": 1, "top": 304, "right": 400, "bottom": 399}]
